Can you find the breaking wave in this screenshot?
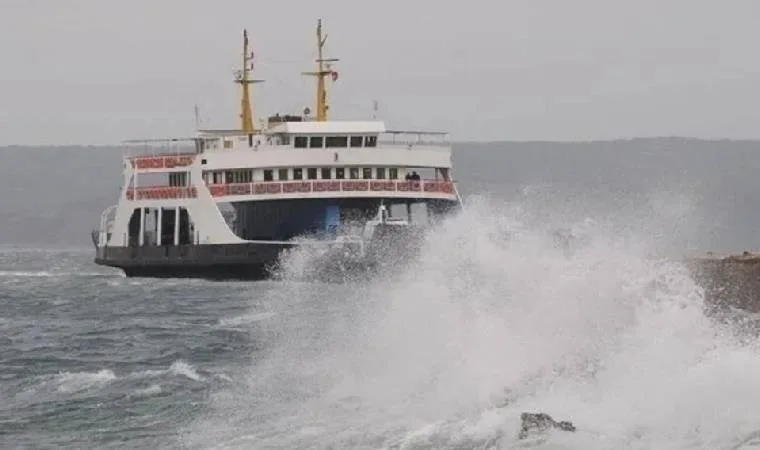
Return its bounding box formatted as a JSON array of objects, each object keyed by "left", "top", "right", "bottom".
[
  {"left": 10, "top": 360, "right": 206, "bottom": 405},
  {"left": 184, "top": 194, "right": 760, "bottom": 449}
]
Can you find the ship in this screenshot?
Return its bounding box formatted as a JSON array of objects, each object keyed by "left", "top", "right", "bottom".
[{"left": 91, "top": 20, "right": 464, "bottom": 281}]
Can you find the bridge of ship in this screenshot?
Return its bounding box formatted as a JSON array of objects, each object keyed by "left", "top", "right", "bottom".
[{"left": 195, "top": 120, "right": 449, "bottom": 150}]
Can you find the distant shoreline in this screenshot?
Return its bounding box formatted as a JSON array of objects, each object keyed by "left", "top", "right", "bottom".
[{"left": 2, "top": 136, "right": 760, "bottom": 149}]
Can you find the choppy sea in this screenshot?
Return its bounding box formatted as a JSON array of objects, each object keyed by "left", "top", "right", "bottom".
[{"left": 3, "top": 139, "right": 760, "bottom": 449}]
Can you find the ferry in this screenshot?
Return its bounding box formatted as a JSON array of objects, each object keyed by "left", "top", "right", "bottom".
[{"left": 92, "top": 20, "right": 464, "bottom": 280}]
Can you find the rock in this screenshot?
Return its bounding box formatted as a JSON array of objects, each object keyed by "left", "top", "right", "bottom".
[
  {"left": 519, "top": 412, "right": 576, "bottom": 440},
  {"left": 685, "top": 253, "right": 760, "bottom": 313}
]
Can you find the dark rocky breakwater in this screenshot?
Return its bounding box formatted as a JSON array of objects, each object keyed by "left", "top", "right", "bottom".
[{"left": 686, "top": 252, "right": 760, "bottom": 313}]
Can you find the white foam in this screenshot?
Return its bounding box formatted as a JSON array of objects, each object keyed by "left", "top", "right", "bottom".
[
  {"left": 56, "top": 369, "right": 116, "bottom": 393},
  {"left": 0, "top": 268, "right": 112, "bottom": 277},
  {"left": 23, "top": 360, "right": 206, "bottom": 401},
  {"left": 168, "top": 360, "right": 204, "bottom": 382},
  {"left": 130, "top": 384, "right": 162, "bottom": 398},
  {"left": 0, "top": 270, "right": 56, "bottom": 278},
  {"left": 218, "top": 312, "right": 276, "bottom": 327}
]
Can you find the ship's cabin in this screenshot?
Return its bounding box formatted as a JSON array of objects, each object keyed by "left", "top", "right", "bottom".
[
  {"left": 265, "top": 119, "right": 384, "bottom": 149},
  {"left": 193, "top": 118, "right": 444, "bottom": 153}
]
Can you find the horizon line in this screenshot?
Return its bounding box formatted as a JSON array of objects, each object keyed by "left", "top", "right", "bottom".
[{"left": 2, "top": 135, "right": 760, "bottom": 148}]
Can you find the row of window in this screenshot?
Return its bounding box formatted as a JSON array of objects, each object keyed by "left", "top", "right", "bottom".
[
  {"left": 200, "top": 134, "right": 381, "bottom": 151},
  {"left": 168, "top": 172, "right": 189, "bottom": 187},
  {"left": 206, "top": 167, "right": 401, "bottom": 184},
  {"left": 263, "top": 166, "right": 397, "bottom": 181},
  {"left": 293, "top": 135, "right": 378, "bottom": 149}
]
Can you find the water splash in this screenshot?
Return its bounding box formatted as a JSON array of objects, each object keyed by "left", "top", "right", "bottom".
[{"left": 184, "top": 195, "right": 760, "bottom": 449}]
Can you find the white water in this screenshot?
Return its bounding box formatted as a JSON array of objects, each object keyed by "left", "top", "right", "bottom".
[{"left": 185, "top": 195, "right": 760, "bottom": 450}]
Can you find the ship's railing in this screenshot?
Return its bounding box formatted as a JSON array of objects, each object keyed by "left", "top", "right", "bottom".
[
  {"left": 121, "top": 137, "right": 200, "bottom": 171},
  {"left": 123, "top": 180, "right": 455, "bottom": 200},
  {"left": 206, "top": 179, "right": 455, "bottom": 197},
  {"left": 123, "top": 138, "right": 198, "bottom": 154},
  {"left": 380, "top": 130, "right": 449, "bottom": 146},
  {"left": 127, "top": 153, "right": 197, "bottom": 170},
  {"left": 125, "top": 186, "right": 198, "bottom": 200},
  {"left": 93, "top": 205, "right": 118, "bottom": 248}
]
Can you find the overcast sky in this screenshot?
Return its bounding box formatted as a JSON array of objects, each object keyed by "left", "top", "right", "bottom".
[{"left": 1, "top": 0, "right": 759, "bottom": 145}]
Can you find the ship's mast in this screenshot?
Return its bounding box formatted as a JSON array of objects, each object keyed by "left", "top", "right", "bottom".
[
  {"left": 302, "top": 19, "right": 339, "bottom": 121},
  {"left": 234, "top": 29, "right": 264, "bottom": 132}
]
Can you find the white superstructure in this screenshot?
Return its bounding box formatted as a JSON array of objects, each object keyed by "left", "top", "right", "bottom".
[{"left": 93, "top": 20, "right": 463, "bottom": 263}]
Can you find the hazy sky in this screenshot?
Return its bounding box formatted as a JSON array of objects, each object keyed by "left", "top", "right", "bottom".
[{"left": 2, "top": 0, "right": 760, "bottom": 144}]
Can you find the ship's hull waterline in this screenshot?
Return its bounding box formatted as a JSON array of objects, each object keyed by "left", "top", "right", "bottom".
[
  {"left": 95, "top": 242, "right": 291, "bottom": 280},
  {"left": 95, "top": 221, "right": 428, "bottom": 282}
]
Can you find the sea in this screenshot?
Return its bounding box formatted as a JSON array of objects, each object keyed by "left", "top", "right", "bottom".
[{"left": 2, "top": 138, "right": 760, "bottom": 449}]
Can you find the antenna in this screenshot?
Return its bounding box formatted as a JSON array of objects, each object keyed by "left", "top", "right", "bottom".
[
  {"left": 194, "top": 104, "right": 201, "bottom": 129},
  {"left": 372, "top": 100, "right": 378, "bottom": 120},
  {"left": 301, "top": 19, "right": 339, "bottom": 121},
  {"left": 234, "top": 29, "right": 265, "bottom": 132}
]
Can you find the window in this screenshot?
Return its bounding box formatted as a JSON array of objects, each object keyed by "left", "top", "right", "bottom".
[
  {"left": 233, "top": 170, "right": 252, "bottom": 183},
  {"left": 309, "top": 136, "right": 323, "bottom": 148},
  {"left": 350, "top": 136, "right": 363, "bottom": 147},
  {"left": 307, "top": 168, "right": 318, "bottom": 180},
  {"left": 389, "top": 168, "right": 398, "bottom": 179},
  {"left": 293, "top": 168, "right": 303, "bottom": 180},
  {"left": 362, "top": 168, "right": 372, "bottom": 179},
  {"left": 321, "top": 168, "right": 331, "bottom": 179},
  {"left": 336, "top": 168, "right": 345, "bottom": 179},
  {"left": 225, "top": 171, "right": 234, "bottom": 183},
  {"left": 278, "top": 169, "right": 288, "bottom": 181},
  {"left": 325, "top": 136, "right": 348, "bottom": 148},
  {"left": 223, "top": 140, "right": 233, "bottom": 149},
  {"left": 376, "top": 168, "right": 386, "bottom": 179},
  {"left": 349, "top": 168, "right": 359, "bottom": 179},
  {"left": 294, "top": 136, "right": 308, "bottom": 148},
  {"left": 365, "top": 135, "right": 377, "bottom": 147},
  {"left": 263, "top": 170, "right": 273, "bottom": 182}
]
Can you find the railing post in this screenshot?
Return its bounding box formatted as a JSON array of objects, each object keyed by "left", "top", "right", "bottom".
[
  {"left": 138, "top": 207, "right": 145, "bottom": 246},
  {"left": 174, "top": 206, "right": 180, "bottom": 246},
  {"left": 157, "top": 207, "right": 163, "bottom": 245}
]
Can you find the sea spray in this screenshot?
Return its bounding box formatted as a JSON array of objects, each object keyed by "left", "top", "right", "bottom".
[{"left": 184, "top": 195, "right": 760, "bottom": 449}]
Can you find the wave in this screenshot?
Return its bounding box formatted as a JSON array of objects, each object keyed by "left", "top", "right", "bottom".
[
  {"left": 218, "top": 312, "right": 277, "bottom": 328},
  {"left": 10, "top": 359, "right": 207, "bottom": 404},
  {"left": 0, "top": 269, "right": 114, "bottom": 278},
  {"left": 183, "top": 194, "right": 760, "bottom": 449}
]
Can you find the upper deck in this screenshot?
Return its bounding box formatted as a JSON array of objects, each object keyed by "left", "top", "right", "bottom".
[
  {"left": 198, "top": 119, "right": 447, "bottom": 150},
  {"left": 126, "top": 119, "right": 453, "bottom": 173},
  {"left": 120, "top": 118, "right": 459, "bottom": 203}
]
